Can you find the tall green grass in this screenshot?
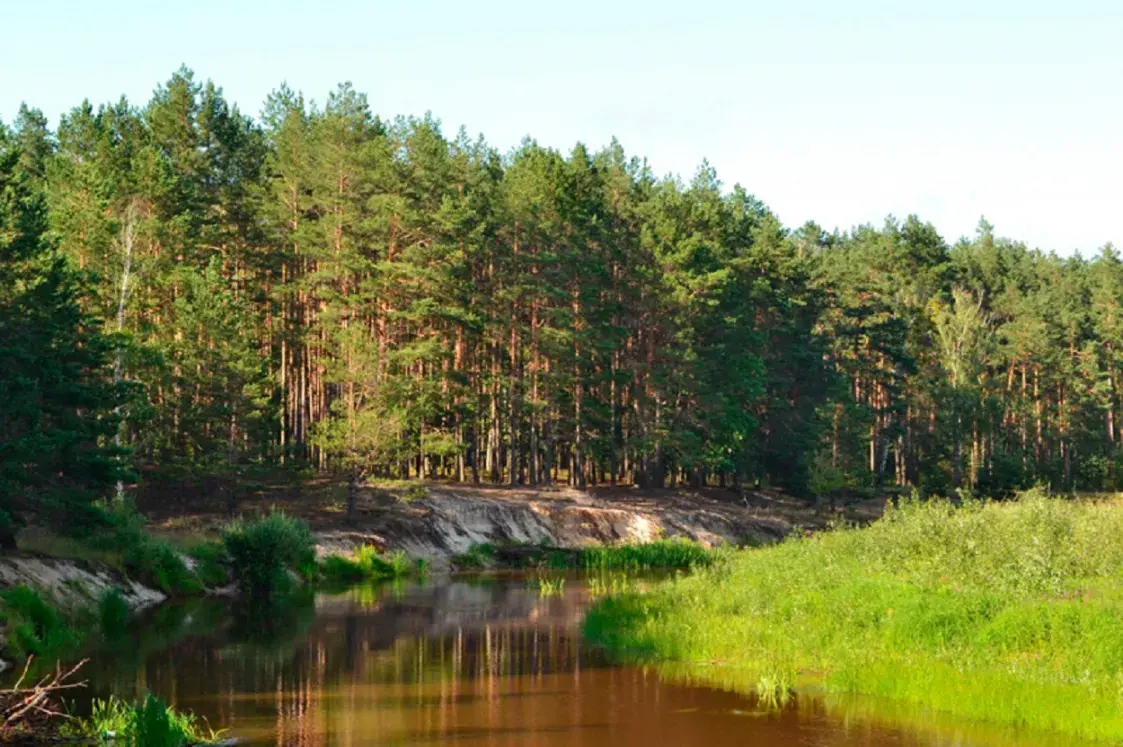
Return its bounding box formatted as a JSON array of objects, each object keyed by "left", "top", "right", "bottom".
[
  {"left": 66, "top": 694, "right": 224, "bottom": 746},
  {"left": 0, "top": 586, "right": 79, "bottom": 657},
  {"left": 578, "top": 538, "right": 721, "bottom": 570},
  {"left": 451, "top": 538, "right": 720, "bottom": 571},
  {"left": 584, "top": 489, "right": 1123, "bottom": 742},
  {"left": 319, "top": 546, "right": 419, "bottom": 583}
]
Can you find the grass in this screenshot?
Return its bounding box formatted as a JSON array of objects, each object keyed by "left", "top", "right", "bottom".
[
  {"left": 451, "top": 542, "right": 496, "bottom": 569},
  {"left": 584, "top": 488, "right": 1123, "bottom": 743},
  {"left": 0, "top": 586, "right": 80, "bottom": 658},
  {"left": 532, "top": 576, "right": 566, "bottom": 596},
  {"left": 186, "top": 542, "right": 230, "bottom": 588},
  {"left": 65, "top": 694, "right": 225, "bottom": 746},
  {"left": 98, "top": 588, "right": 130, "bottom": 640},
  {"left": 587, "top": 573, "right": 639, "bottom": 599},
  {"left": 451, "top": 538, "right": 721, "bottom": 571},
  {"left": 578, "top": 538, "right": 722, "bottom": 570},
  {"left": 319, "top": 546, "right": 421, "bottom": 583}
]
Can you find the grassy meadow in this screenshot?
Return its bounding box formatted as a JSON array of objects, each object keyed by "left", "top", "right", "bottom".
[{"left": 584, "top": 490, "right": 1123, "bottom": 742}]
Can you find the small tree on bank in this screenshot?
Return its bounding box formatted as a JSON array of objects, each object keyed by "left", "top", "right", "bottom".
[{"left": 311, "top": 326, "right": 403, "bottom": 521}]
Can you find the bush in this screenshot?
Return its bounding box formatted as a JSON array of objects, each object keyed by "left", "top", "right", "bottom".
[
  {"left": 87, "top": 501, "right": 200, "bottom": 595},
  {"left": 121, "top": 535, "right": 200, "bottom": 596},
  {"left": 222, "top": 512, "right": 315, "bottom": 598},
  {"left": 0, "top": 586, "right": 78, "bottom": 657},
  {"left": 451, "top": 543, "right": 495, "bottom": 570},
  {"left": 98, "top": 588, "right": 130, "bottom": 640},
  {"left": 186, "top": 542, "right": 230, "bottom": 587}
]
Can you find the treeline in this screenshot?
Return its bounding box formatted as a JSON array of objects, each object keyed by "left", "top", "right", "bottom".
[{"left": 5, "top": 66, "right": 1123, "bottom": 510}]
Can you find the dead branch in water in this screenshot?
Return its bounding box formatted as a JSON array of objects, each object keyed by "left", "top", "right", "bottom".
[{"left": 0, "top": 657, "right": 87, "bottom": 736}]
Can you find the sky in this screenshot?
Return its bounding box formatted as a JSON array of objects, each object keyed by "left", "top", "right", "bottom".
[{"left": 3, "top": 0, "right": 1122, "bottom": 254}]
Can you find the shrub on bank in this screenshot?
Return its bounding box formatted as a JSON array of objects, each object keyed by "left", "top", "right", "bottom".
[
  {"left": 98, "top": 588, "right": 130, "bottom": 640},
  {"left": 186, "top": 541, "right": 230, "bottom": 587},
  {"left": 85, "top": 502, "right": 200, "bottom": 596},
  {"left": 584, "top": 489, "right": 1123, "bottom": 742},
  {"left": 0, "top": 586, "right": 79, "bottom": 657},
  {"left": 222, "top": 512, "right": 315, "bottom": 598}
]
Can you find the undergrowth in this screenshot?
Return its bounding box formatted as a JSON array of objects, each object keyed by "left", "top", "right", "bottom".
[
  {"left": 221, "top": 512, "right": 316, "bottom": 598},
  {"left": 584, "top": 488, "right": 1123, "bottom": 742},
  {"left": 0, "top": 586, "right": 79, "bottom": 658},
  {"left": 319, "top": 546, "right": 422, "bottom": 583},
  {"left": 578, "top": 538, "right": 721, "bottom": 570},
  {"left": 65, "top": 694, "right": 225, "bottom": 746}
]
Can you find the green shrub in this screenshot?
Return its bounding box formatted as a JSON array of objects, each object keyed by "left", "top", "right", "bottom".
[
  {"left": 98, "top": 588, "right": 131, "bottom": 640},
  {"left": 0, "top": 586, "right": 78, "bottom": 657},
  {"left": 186, "top": 542, "right": 230, "bottom": 587},
  {"left": 122, "top": 535, "right": 200, "bottom": 596},
  {"left": 222, "top": 512, "right": 315, "bottom": 598},
  {"left": 451, "top": 543, "right": 495, "bottom": 569},
  {"left": 86, "top": 502, "right": 201, "bottom": 595}
]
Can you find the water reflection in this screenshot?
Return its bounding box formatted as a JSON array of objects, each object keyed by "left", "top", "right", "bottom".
[{"left": 72, "top": 576, "right": 1090, "bottom": 746}]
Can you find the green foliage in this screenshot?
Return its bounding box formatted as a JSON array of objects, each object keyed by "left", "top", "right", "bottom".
[
  {"left": 0, "top": 123, "right": 130, "bottom": 547},
  {"left": 585, "top": 491, "right": 1123, "bottom": 742},
  {"left": 451, "top": 543, "right": 496, "bottom": 570},
  {"left": 186, "top": 542, "right": 230, "bottom": 587},
  {"left": 319, "top": 546, "right": 417, "bottom": 583},
  {"left": 98, "top": 588, "right": 130, "bottom": 640},
  {"left": 578, "top": 539, "right": 720, "bottom": 571},
  {"left": 122, "top": 536, "right": 199, "bottom": 596},
  {"left": 533, "top": 576, "right": 566, "bottom": 596},
  {"left": 70, "top": 694, "right": 224, "bottom": 746},
  {"left": 79, "top": 502, "right": 202, "bottom": 595},
  {"left": 0, "top": 586, "right": 78, "bottom": 657},
  {"left": 221, "top": 512, "right": 315, "bottom": 598}
]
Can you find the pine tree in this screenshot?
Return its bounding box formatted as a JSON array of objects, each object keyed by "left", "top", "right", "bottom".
[{"left": 0, "top": 125, "right": 129, "bottom": 545}]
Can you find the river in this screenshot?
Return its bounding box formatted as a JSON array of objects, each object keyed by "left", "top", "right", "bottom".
[{"left": 72, "top": 573, "right": 1083, "bottom": 746}]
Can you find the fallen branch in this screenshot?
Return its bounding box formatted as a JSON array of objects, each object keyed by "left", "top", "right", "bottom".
[{"left": 0, "top": 657, "right": 87, "bottom": 734}]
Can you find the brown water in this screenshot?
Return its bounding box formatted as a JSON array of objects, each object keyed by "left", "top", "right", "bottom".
[{"left": 75, "top": 575, "right": 1079, "bottom": 746}]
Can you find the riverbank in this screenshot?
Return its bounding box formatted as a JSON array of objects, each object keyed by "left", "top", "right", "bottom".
[
  {"left": 135, "top": 480, "right": 865, "bottom": 564},
  {"left": 584, "top": 490, "right": 1123, "bottom": 743}
]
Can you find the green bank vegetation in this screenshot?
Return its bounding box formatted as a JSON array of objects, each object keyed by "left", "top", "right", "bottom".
[
  {"left": 452, "top": 538, "right": 722, "bottom": 572},
  {"left": 12, "top": 66, "right": 1123, "bottom": 538},
  {"left": 65, "top": 694, "right": 224, "bottom": 747},
  {"left": 319, "top": 545, "right": 425, "bottom": 584},
  {"left": 585, "top": 490, "right": 1123, "bottom": 742}
]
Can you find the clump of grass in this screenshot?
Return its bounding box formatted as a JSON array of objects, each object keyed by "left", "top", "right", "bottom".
[
  {"left": 0, "top": 586, "right": 79, "bottom": 657},
  {"left": 98, "top": 588, "right": 131, "bottom": 640},
  {"left": 222, "top": 512, "right": 316, "bottom": 598},
  {"left": 451, "top": 542, "right": 496, "bottom": 570},
  {"left": 186, "top": 542, "right": 229, "bottom": 588},
  {"left": 579, "top": 538, "right": 720, "bottom": 570},
  {"left": 533, "top": 576, "right": 566, "bottom": 597},
  {"left": 66, "top": 694, "right": 225, "bottom": 746},
  {"left": 121, "top": 535, "right": 200, "bottom": 596},
  {"left": 320, "top": 546, "right": 419, "bottom": 583},
  {"left": 585, "top": 489, "right": 1123, "bottom": 742},
  {"left": 86, "top": 503, "right": 201, "bottom": 596},
  {"left": 587, "top": 573, "right": 637, "bottom": 599}
]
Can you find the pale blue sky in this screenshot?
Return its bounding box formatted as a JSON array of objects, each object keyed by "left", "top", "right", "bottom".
[{"left": 3, "top": 0, "right": 1121, "bottom": 253}]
